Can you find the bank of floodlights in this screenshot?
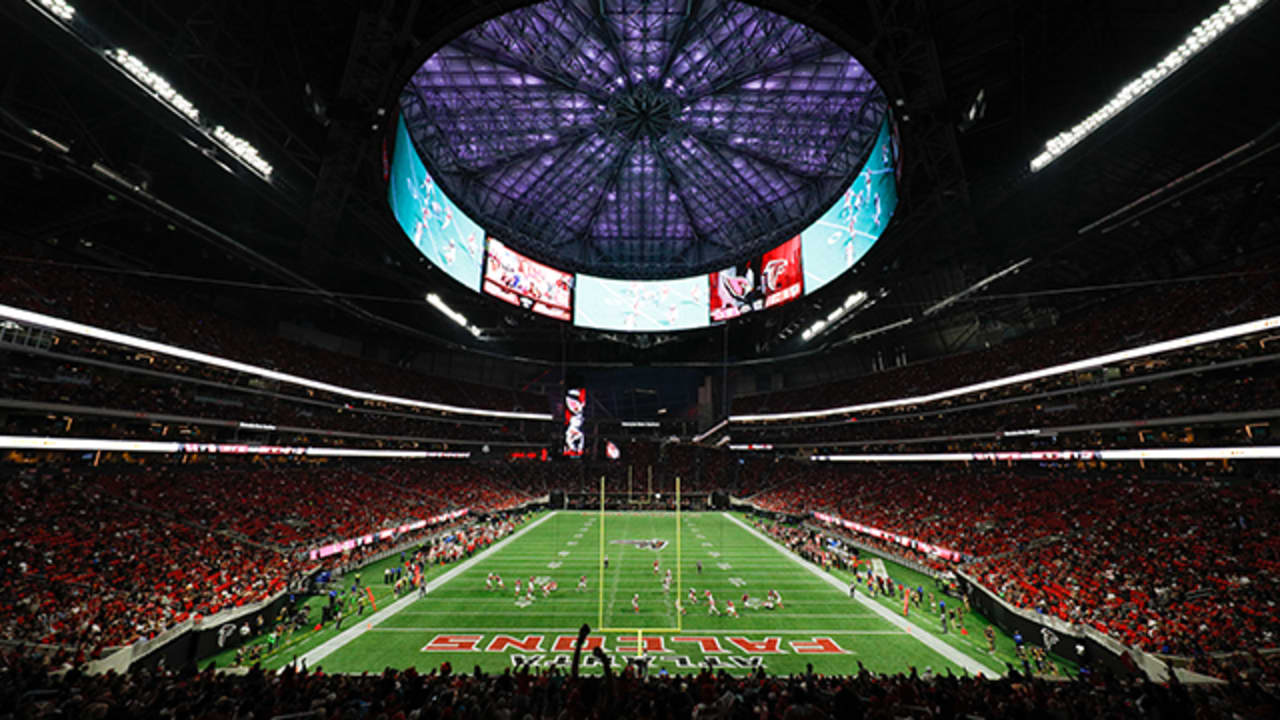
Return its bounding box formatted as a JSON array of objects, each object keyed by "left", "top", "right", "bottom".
[
  {"left": 1030, "top": 0, "right": 1266, "bottom": 172},
  {"left": 26, "top": 0, "right": 275, "bottom": 182}
]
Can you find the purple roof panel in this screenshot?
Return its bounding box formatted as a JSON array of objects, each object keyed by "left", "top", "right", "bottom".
[{"left": 400, "top": 0, "right": 886, "bottom": 278}]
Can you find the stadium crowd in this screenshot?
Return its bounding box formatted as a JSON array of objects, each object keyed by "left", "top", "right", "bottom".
[
  {"left": 734, "top": 255, "right": 1280, "bottom": 417},
  {"left": 0, "top": 463, "right": 530, "bottom": 660},
  {"left": 730, "top": 357, "right": 1280, "bottom": 447},
  {"left": 754, "top": 466, "right": 1280, "bottom": 658},
  {"left": 0, "top": 248, "right": 543, "bottom": 412},
  {"left": 2, "top": 643, "right": 1277, "bottom": 720},
  {"left": 1, "top": 352, "right": 541, "bottom": 445}
]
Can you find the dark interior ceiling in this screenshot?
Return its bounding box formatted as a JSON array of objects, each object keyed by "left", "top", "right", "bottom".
[{"left": 0, "top": 0, "right": 1276, "bottom": 375}]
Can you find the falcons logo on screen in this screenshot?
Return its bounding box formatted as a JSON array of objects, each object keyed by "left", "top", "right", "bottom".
[{"left": 762, "top": 258, "right": 790, "bottom": 292}]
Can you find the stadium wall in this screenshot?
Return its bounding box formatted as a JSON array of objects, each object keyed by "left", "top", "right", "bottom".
[{"left": 955, "top": 569, "right": 1194, "bottom": 682}]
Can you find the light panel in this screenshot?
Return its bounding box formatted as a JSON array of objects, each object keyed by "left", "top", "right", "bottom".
[
  {"left": 426, "top": 293, "right": 483, "bottom": 338},
  {"left": 1030, "top": 0, "right": 1267, "bottom": 172},
  {"left": 0, "top": 302, "right": 553, "bottom": 421},
  {"left": 0, "top": 435, "right": 472, "bottom": 459},
  {"left": 734, "top": 313, "right": 1280, "bottom": 422},
  {"left": 26, "top": 1, "right": 275, "bottom": 181},
  {"left": 812, "top": 447, "right": 1280, "bottom": 462},
  {"left": 37, "top": 0, "right": 75, "bottom": 22},
  {"left": 109, "top": 49, "right": 200, "bottom": 122}
]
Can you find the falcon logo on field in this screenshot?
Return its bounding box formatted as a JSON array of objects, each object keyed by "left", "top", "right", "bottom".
[{"left": 610, "top": 538, "right": 669, "bottom": 551}]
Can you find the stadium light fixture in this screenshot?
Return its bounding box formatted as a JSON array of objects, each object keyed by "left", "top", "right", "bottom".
[
  {"left": 25, "top": 2, "right": 275, "bottom": 182},
  {"left": 735, "top": 312, "right": 1280, "bottom": 422},
  {"left": 838, "top": 317, "right": 913, "bottom": 346},
  {"left": 108, "top": 49, "right": 200, "bottom": 122},
  {"left": 36, "top": 0, "right": 75, "bottom": 22},
  {"left": 0, "top": 302, "right": 551, "bottom": 421},
  {"left": 212, "top": 125, "right": 274, "bottom": 179},
  {"left": 1030, "top": 0, "right": 1267, "bottom": 172},
  {"left": 923, "top": 258, "right": 1030, "bottom": 317},
  {"left": 426, "top": 293, "right": 482, "bottom": 338},
  {"left": 812, "top": 447, "right": 1280, "bottom": 462},
  {"left": 802, "top": 291, "right": 870, "bottom": 342},
  {"left": 0, "top": 435, "right": 471, "bottom": 459}
]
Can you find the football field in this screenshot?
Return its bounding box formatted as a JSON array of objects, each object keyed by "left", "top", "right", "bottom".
[{"left": 291, "top": 512, "right": 1009, "bottom": 677}]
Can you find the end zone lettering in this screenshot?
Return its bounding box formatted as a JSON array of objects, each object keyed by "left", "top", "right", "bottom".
[{"left": 423, "top": 634, "right": 849, "bottom": 657}]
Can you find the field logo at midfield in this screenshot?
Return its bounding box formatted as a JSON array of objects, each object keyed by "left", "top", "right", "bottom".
[{"left": 610, "top": 538, "right": 669, "bottom": 551}]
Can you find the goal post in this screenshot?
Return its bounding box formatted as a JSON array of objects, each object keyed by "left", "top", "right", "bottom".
[{"left": 595, "top": 474, "right": 683, "bottom": 634}]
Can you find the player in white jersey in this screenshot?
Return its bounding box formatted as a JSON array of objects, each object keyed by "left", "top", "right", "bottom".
[
  {"left": 726, "top": 600, "right": 738, "bottom": 618},
  {"left": 676, "top": 598, "right": 687, "bottom": 615},
  {"left": 578, "top": 575, "right": 588, "bottom": 592},
  {"left": 662, "top": 575, "right": 671, "bottom": 594},
  {"left": 485, "top": 574, "right": 493, "bottom": 591},
  {"left": 688, "top": 587, "right": 697, "bottom": 606},
  {"left": 707, "top": 595, "right": 720, "bottom": 616},
  {"left": 632, "top": 593, "right": 640, "bottom": 613}
]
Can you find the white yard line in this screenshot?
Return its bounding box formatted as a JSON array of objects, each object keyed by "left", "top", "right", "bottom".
[
  {"left": 367, "top": 627, "right": 909, "bottom": 635},
  {"left": 721, "top": 512, "right": 1002, "bottom": 677},
  {"left": 299, "top": 511, "right": 558, "bottom": 668},
  {"left": 395, "top": 610, "right": 882, "bottom": 619}
]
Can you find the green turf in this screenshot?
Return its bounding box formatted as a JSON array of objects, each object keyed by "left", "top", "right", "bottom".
[{"left": 274, "top": 511, "right": 1040, "bottom": 677}]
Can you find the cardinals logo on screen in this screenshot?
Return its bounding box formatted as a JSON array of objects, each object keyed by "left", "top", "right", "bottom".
[
  {"left": 605, "top": 440, "right": 621, "bottom": 461},
  {"left": 563, "top": 388, "right": 586, "bottom": 457}
]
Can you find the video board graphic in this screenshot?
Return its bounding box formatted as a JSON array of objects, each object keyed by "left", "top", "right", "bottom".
[
  {"left": 709, "top": 235, "right": 803, "bottom": 322},
  {"left": 483, "top": 237, "right": 574, "bottom": 322},
  {"left": 574, "top": 275, "right": 710, "bottom": 332},
  {"left": 800, "top": 116, "right": 899, "bottom": 294},
  {"left": 388, "top": 117, "right": 485, "bottom": 291},
  {"left": 760, "top": 235, "right": 803, "bottom": 309},
  {"left": 563, "top": 388, "right": 586, "bottom": 457}
]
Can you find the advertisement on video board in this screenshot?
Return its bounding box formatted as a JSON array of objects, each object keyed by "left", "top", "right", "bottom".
[{"left": 483, "top": 237, "right": 574, "bottom": 321}]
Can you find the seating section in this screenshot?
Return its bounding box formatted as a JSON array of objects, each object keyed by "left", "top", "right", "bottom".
[
  {"left": 0, "top": 475, "right": 292, "bottom": 652},
  {"left": 731, "top": 355, "right": 1280, "bottom": 447},
  {"left": 0, "top": 464, "right": 530, "bottom": 655},
  {"left": 734, "top": 255, "right": 1280, "bottom": 416},
  {"left": 1, "top": 352, "right": 540, "bottom": 444},
  {"left": 1, "top": 652, "right": 1276, "bottom": 718},
  {"left": 0, "top": 247, "right": 544, "bottom": 412},
  {"left": 752, "top": 467, "right": 1280, "bottom": 655}
]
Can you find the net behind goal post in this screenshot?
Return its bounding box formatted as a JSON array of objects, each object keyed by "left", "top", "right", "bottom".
[{"left": 596, "top": 475, "right": 683, "bottom": 643}]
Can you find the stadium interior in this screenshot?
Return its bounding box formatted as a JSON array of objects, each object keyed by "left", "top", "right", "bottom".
[{"left": 2, "top": 0, "right": 1279, "bottom": 717}]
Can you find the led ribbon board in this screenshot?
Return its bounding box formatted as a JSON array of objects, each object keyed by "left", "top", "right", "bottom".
[
  {"left": 0, "top": 303, "right": 552, "bottom": 421},
  {"left": 389, "top": 116, "right": 486, "bottom": 291}
]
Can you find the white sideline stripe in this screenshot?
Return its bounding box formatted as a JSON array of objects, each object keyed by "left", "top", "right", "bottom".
[
  {"left": 369, "top": 627, "right": 908, "bottom": 635},
  {"left": 721, "top": 513, "right": 1002, "bottom": 678},
  {"left": 299, "top": 512, "right": 557, "bottom": 668}
]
